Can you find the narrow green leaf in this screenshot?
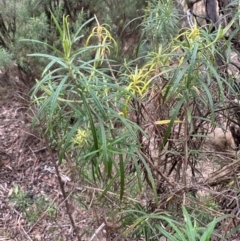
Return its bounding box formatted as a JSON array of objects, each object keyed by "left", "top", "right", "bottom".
[
  {"left": 155, "top": 225, "right": 178, "bottom": 241},
  {"left": 119, "top": 150, "right": 125, "bottom": 201},
  {"left": 99, "top": 172, "right": 119, "bottom": 200},
  {"left": 49, "top": 75, "right": 69, "bottom": 121},
  {"left": 182, "top": 206, "right": 195, "bottom": 241},
  {"left": 198, "top": 80, "right": 215, "bottom": 122},
  {"left": 199, "top": 218, "right": 217, "bottom": 241},
  {"left": 50, "top": 11, "right": 63, "bottom": 39},
  {"left": 80, "top": 92, "right": 99, "bottom": 157},
  {"left": 73, "top": 17, "right": 94, "bottom": 41}
]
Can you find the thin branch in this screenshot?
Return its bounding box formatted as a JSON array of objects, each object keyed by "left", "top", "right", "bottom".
[{"left": 38, "top": 122, "right": 81, "bottom": 241}]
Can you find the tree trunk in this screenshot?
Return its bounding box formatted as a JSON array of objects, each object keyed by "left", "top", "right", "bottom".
[{"left": 205, "top": 0, "right": 219, "bottom": 29}]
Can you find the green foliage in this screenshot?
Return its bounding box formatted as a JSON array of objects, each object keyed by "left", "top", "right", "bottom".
[
  {"left": 9, "top": 185, "right": 56, "bottom": 222},
  {"left": 0, "top": 47, "right": 13, "bottom": 68},
  {"left": 9, "top": 185, "right": 32, "bottom": 211},
  {"left": 137, "top": 10, "right": 236, "bottom": 149},
  {"left": 4, "top": 0, "right": 240, "bottom": 239},
  {"left": 143, "top": 0, "right": 180, "bottom": 46},
  {"left": 122, "top": 205, "right": 232, "bottom": 240},
  {"left": 164, "top": 24, "right": 230, "bottom": 103},
  {"left": 28, "top": 14, "right": 155, "bottom": 201},
  {"left": 113, "top": 2, "right": 240, "bottom": 239},
  {"left": 0, "top": 0, "right": 88, "bottom": 78},
  {"left": 0, "top": 0, "right": 148, "bottom": 79},
  {"left": 81, "top": 0, "right": 146, "bottom": 33}
]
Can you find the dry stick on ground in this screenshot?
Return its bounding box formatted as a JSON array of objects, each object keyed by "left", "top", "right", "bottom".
[
  {"left": 21, "top": 226, "right": 33, "bottom": 241},
  {"left": 89, "top": 222, "right": 106, "bottom": 241},
  {"left": 38, "top": 123, "right": 81, "bottom": 241}
]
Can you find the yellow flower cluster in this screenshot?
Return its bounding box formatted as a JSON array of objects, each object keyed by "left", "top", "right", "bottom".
[
  {"left": 125, "top": 64, "right": 154, "bottom": 97},
  {"left": 73, "top": 128, "right": 90, "bottom": 148}
]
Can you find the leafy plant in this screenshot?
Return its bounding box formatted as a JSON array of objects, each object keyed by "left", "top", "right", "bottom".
[
  {"left": 122, "top": 205, "right": 232, "bottom": 241},
  {"left": 142, "top": 0, "right": 180, "bottom": 47},
  {"left": 9, "top": 185, "right": 56, "bottom": 223},
  {"left": 27, "top": 13, "right": 156, "bottom": 203},
  {"left": 16, "top": 1, "right": 240, "bottom": 239},
  {"left": 0, "top": 47, "right": 13, "bottom": 68},
  {"left": 9, "top": 185, "right": 33, "bottom": 211}
]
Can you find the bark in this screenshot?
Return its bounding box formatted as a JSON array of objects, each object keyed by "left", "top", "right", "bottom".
[
  {"left": 185, "top": 0, "right": 202, "bottom": 10},
  {"left": 205, "top": 0, "right": 219, "bottom": 29}
]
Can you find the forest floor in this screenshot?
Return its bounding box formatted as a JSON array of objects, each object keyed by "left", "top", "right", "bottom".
[{"left": 0, "top": 69, "right": 113, "bottom": 241}]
